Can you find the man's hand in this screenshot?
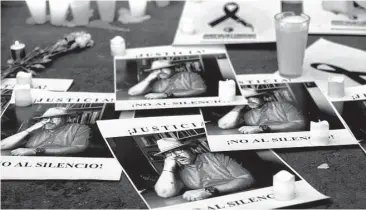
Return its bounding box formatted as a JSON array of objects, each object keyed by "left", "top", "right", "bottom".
[
  {"left": 182, "top": 189, "right": 212, "bottom": 201},
  {"left": 146, "top": 70, "right": 161, "bottom": 81},
  {"left": 145, "top": 93, "right": 168, "bottom": 99},
  {"left": 238, "top": 126, "right": 262, "bottom": 134},
  {"left": 26, "top": 120, "right": 46, "bottom": 133},
  {"left": 11, "top": 148, "right": 36, "bottom": 156},
  {"left": 163, "top": 156, "right": 177, "bottom": 171}
]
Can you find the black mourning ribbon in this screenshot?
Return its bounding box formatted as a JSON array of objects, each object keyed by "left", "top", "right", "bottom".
[
  {"left": 209, "top": 2, "right": 254, "bottom": 31},
  {"left": 311, "top": 63, "right": 366, "bottom": 85}
]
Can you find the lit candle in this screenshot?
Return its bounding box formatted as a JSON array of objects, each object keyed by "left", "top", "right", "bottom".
[
  {"left": 180, "top": 17, "right": 196, "bottom": 35},
  {"left": 70, "top": 0, "right": 91, "bottom": 26},
  {"left": 96, "top": 0, "right": 116, "bottom": 22},
  {"left": 219, "top": 80, "right": 236, "bottom": 102},
  {"left": 273, "top": 170, "right": 296, "bottom": 201},
  {"left": 25, "top": 0, "right": 47, "bottom": 24},
  {"left": 49, "top": 0, "right": 71, "bottom": 26},
  {"left": 110, "top": 36, "right": 126, "bottom": 56},
  {"left": 14, "top": 84, "right": 33, "bottom": 107},
  {"left": 16, "top": 72, "right": 33, "bottom": 87},
  {"left": 328, "top": 75, "right": 345, "bottom": 98},
  {"left": 155, "top": 1, "right": 170, "bottom": 7},
  {"left": 10, "top": 41, "right": 26, "bottom": 61},
  {"left": 128, "top": 0, "right": 148, "bottom": 17},
  {"left": 310, "top": 120, "right": 330, "bottom": 145}
]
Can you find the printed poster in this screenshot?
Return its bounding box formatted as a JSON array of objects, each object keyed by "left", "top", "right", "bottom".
[
  {"left": 97, "top": 115, "right": 328, "bottom": 210},
  {"left": 237, "top": 74, "right": 366, "bottom": 101},
  {"left": 173, "top": 0, "right": 280, "bottom": 45},
  {"left": 331, "top": 90, "right": 366, "bottom": 153},
  {"left": 304, "top": 0, "right": 366, "bottom": 35},
  {"left": 114, "top": 45, "right": 246, "bottom": 110},
  {"left": 1, "top": 92, "right": 122, "bottom": 180},
  {"left": 201, "top": 77, "right": 357, "bottom": 151},
  {"left": 273, "top": 38, "right": 366, "bottom": 96},
  {"left": 1, "top": 78, "right": 74, "bottom": 116}
]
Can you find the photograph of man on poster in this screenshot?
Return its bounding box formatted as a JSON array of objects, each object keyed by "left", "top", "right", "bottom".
[
  {"left": 105, "top": 128, "right": 302, "bottom": 209},
  {"left": 153, "top": 138, "right": 255, "bottom": 201},
  {"left": 115, "top": 53, "right": 242, "bottom": 103},
  {"left": 1, "top": 103, "right": 116, "bottom": 158},
  {"left": 202, "top": 82, "right": 346, "bottom": 136},
  {"left": 128, "top": 59, "right": 207, "bottom": 99}
]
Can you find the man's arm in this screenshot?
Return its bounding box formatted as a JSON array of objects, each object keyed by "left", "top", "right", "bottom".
[
  {"left": 1, "top": 121, "right": 45, "bottom": 150},
  {"left": 265, "top": 120, "right": 306, "bottom": 132},
  {"left": 154, "top": 157, "right": 184, "bottom": 198},
  {"left": 128, "top": 71, "right": 161, "bottom": 96},
  {"left": 218, "top": 105, "right": 246, "bottom": 129}
]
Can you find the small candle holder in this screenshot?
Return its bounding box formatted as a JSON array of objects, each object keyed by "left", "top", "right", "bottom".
[
  {"left": 273, "top": 170, "right": 296, "bottom": 201},
  {"left": 128, "top": 0, "right": 148, "bottom": 17},
  {"left": 96, "top": 0, "right": 116, "bottom": 23},
  {"left": 25, "top": 0, "right": 47, "bottom": 24},
  {"left": 10, "top": 41, "right": 26, "bottom": 61},
  {"left": 110, "top": 36, "right": 126, "bottom": 56},
  {"left": 219, "top": 79, "right": 236, "bottom": 102},
  {"left": 310, "top": 120, "right": 330, "bottom": 145},
  {"left": 14, "top": 84, "right": 33, "bottom": 107},
  {"left": 328, "top": 75, "right": 345, "bottom": 98}
]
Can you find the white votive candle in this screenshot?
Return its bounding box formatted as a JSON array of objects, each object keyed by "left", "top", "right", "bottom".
[
  {"left": 180, "top": 17, "right": 196, "bottom": 35},
  {"left": 110, "top": 36, "right": 126, "bottom": 56},
  {"left": 49, "top": 0, "right": 71, "bottom": 26},
  {"left": 155, "top": 1, "right": 170, "bottom": 7},
  {"left": 273, "top": 170, "right": 296, "bottom": 201},
  {"left": 328, "top": 75, "right": 345, "bottom": 98},
  {"left": 310, "top": 121, "right": 330, "bottom": 145},
  {"left": 96, "top": 0, "right": 116, "bottom": 22},
  {"left": 70, "top": 0, "right": 91, "bottom": 26},
  {"left": 219, "top": 80, "right": 236, "bottom": 102},
  {"left": 14, "top": 84, "right": 33, "bottom": 107},
  {"left": 25, "top": 0, "right": 47, "bottom": 24},
  {"left": 128, "top": 0, "right": 148, "bottom": 17},
  {"left": 16, "top": 72, "right": 32, "bottom": 86}
]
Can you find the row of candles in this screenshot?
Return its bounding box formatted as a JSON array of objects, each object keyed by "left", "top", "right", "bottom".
[{"left": 26, "top": 0, "right": 167, "bottom": 26}]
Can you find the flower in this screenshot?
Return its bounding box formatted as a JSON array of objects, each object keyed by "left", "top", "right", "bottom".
[{"left": 1, "top": 31, "right": 94, "bottom": 79}]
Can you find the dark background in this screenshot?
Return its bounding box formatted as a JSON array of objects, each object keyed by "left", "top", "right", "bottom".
[{"left": 1, "top": 1, "right": 366, "bottom": 209}]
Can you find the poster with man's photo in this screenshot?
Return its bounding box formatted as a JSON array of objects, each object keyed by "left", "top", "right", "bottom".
[
  {"left": 332, "top": 97, "right": 366, "bottom": 153},
  {"left": 173, "top": 0, "right": 280, "bottom": 45},
  {"left": 201, "top": 80, "right": 358, "bottom": 151},
  {"left": 114, "top": 45, "right": 246, "bottom": 110},
  {"left": 272, "top": 38, "right": 366, "bottom": 97},
  {"left": 304, "top": 0, "right": 366, "bottom": 35},
  {"left": 1, "top": 78, "right": 74, "bottom": 116},
  {"left": 0, "top": 92, "right": 122, "bottom": 180},
  {"left": 97, "top": 115, "right": 328, "bottom": 210}
]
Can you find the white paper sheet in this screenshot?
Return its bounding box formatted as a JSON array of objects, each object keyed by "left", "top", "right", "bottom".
[
  {"left": 1, "top": 92, "right": 122, "bottom": 180},
  {"left": 173, "top": 0, "right": 280, "bottom": 45},
  {"left": 304, "top": 0, "right": 366, "bottom": 35},
  {"left": 97, "top": 115, "right": 328, "bottom": 209}
]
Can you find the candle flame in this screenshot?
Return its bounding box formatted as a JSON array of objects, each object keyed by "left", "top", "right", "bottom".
[{"left": 15, "top": 41, "right": 20, "bottom": 45}]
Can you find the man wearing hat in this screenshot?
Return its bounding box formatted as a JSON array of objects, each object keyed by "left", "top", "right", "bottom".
[
  {"left": 1, "top": 107, "right": 91, "bottom": 156},
  {"left": 218, "top": 89, "right": 306, "bottom": 134},
  {"left": 128, "top": 60, "right": 207, "bottom": 99},
  {"left": 154, "top": 138, "right": 255, "bottom": 201}
]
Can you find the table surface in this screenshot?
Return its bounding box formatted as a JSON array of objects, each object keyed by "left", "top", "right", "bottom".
[{"left": 1, "top": 1, "right": 366, "bottom": 209}]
